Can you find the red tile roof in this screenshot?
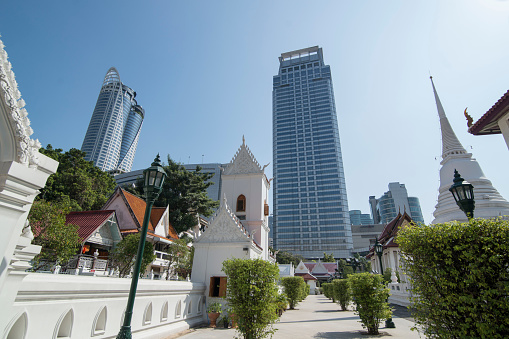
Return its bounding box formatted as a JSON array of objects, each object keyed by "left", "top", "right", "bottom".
[
  {"left": 366, "top": 211, "right": 414, "bottom": 257},
  {"left": 295, "top": 273, "right": 317, "bottom": 281},
  {"left": 469, "top": 89, "right": 509, "bottom": 135},
  {"left": 65, "top": 210, "right": 116, "bottom": 243}
]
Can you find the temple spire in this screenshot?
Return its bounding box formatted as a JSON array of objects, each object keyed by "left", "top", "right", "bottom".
[{"left": 430, "top": 77, "right": 467, "bottom": 160}]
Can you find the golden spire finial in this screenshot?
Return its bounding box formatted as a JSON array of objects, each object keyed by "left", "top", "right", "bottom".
[{"left": 464, "top": 107, "right": 473, "bottom": 128}]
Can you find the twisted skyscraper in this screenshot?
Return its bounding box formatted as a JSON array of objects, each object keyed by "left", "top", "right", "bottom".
[
  {"left": 81, "top": 67, "right": 144, "bottom": 173},
  {"left": 272, "top": 47, "right": 352, "bottom": 258}
]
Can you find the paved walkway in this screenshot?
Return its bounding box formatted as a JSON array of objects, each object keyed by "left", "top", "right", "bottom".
[{"left": 170, "top": 295, "right": 421, "bottom": 338}]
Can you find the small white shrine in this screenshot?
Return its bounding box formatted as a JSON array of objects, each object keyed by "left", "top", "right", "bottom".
[{"left": 191, "top": 137, "right": 273, "bottom": 300}]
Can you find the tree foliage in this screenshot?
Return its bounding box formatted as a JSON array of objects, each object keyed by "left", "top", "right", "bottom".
[
  {"left": 129, "top": 155, "right": 219, "bottom": 234},
  {"left": 348, "top": 273, "right": 391, "bottom": 335},
  {"left": 222, "top": 258, "right": 280, "bottom": 339},
  {"left": 38, "top": 145, "right": 116, "bottom": 211},
  {"left": 322, "top": 252, "right": 335, "bottom": 262},
  {"left": 275, "top": 250, "right": 305, "bottom": 267},
  {"left": 397, "top": 218, "right": 509, "bottom": 339},
  {"left": 332, "top": 279, "right": 351, "bottom": 311},
  {"left": 281, "top": 276, "right": 307, "bottom": 309},
  {"left": 109, "top": 233, "right": 156, "bottom": 278},
  {"left": 165, "top": 238, "right": 193, "bottom": 280},
  {"left": 29, "top": 200, "right": 81, "bottom": 270}
]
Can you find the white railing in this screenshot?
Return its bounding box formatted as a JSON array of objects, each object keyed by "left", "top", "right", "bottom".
[{"left": 152, "top": 250, "right": 170, "bottom": 267}]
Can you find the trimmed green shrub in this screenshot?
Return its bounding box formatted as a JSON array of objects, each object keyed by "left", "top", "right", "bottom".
[
  {"left": 222, "top": 258, "right": 279, "bottom": 339},
  {"left": 348, "top": 273, "right": 391, "bottom": 335},
  {"left": 332, "top": 279, "right": 350, "bottom": 311},
  {"left": 322, "top": 282, "right": 334, "bottom": 301},
  {"left": 397, "top": 218, "right": 509, "bottom": 339},
  {"left": 382, "top": 267, "right": 392, "bottom": 285},
  {"left": 281, "top": 276, "right": 306, "bottom": 309}
]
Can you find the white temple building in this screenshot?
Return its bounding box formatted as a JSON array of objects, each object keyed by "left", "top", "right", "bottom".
[
  {"left": 191, "top": 137, "right": 274, "bottom": 302},
  {"left": 430, "top": 77, "right": 509, "bottom": 223}
]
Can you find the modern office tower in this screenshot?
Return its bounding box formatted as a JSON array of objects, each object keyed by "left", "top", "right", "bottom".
[
  {"left": 81, "top": 67, "right": 144, "bottom": 173},
  {"left": 272, "top": 46, "right": 352, "bottom": 259},
  {"left": 369, "top": 182, "right": 424, "bottom": 224},
  {"left": 349, "top": 210, "right": 373, "bottom": 225}
]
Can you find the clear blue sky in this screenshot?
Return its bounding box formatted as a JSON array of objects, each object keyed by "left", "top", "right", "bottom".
[{"left": 2, "top": 0, "right": 509, "bottom": 224}]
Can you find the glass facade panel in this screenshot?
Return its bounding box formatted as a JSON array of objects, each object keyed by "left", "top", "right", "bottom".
[
  {"left": 81, "top": 67, "right": 144, "bottom": 173},
  {"left": 272, "top": 47, "right": 352, "bottom": 259}
]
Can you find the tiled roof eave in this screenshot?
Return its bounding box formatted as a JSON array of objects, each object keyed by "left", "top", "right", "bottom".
[{"left": 469, "top": 89, "right": 509, "bottom": 135}]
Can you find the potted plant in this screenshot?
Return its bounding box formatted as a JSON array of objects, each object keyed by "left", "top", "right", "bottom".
[
  {"left": 207, "top": 302, "right": 222, "bottom": 327},
  {"left": 219, "top": 314, "right": 230, "bottom": 328}
]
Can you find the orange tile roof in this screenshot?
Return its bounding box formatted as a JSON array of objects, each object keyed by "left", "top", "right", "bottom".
[{"left": 118, "top": 188, "right": 179, "bottom": 240}]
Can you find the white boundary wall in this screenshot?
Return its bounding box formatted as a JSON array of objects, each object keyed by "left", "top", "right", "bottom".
[{"left": 4, "top": 274, "right": 206, "bottom": 339}]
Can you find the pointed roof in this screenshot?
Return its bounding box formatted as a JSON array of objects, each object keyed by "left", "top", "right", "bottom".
[
  {"left": 430, "top": 77, "right": 468, "bottom": 160},
  {"left": 195, "top": 195, "right": 253, "bottom": 243},
  {"left": 430, "top": 78, "right": 509, "bottom": 223},
  {"left": 65, "top": 210, "right": 120, "bottom": 244},
  {"left": 102, "top": 187, "right": 179, "bottom": 240},
  {"left": 222, "top": 136, "right": 264, "bottom": 175}
]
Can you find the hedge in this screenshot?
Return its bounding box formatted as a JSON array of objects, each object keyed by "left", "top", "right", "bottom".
[
  {"left": 332, "top": 279, "right": 350, "bottom": 311},
  {"left": 397, "top": 218, "right": 509, "bottom": 339},
  {"left": 281, "top": 276, "right": 306, "bottom": 309},
  {"left": 222, "top": 258, "right": 280, "bottom": 339}
]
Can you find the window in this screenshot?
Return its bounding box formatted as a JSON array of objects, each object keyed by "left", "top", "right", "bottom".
[
  {"left": 236, "top": 195, "right": 246, "bottom": 212},
  {"left": 209, "top": 276, "right": 227, "bottom": 297}
]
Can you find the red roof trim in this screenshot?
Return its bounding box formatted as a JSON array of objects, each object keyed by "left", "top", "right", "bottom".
[{"left": 469, "top": 89, "right": 509, "bottom": 135}]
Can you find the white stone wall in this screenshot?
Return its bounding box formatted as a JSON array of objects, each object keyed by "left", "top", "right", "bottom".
[{"left": 4, "top": 274, "right": 206, "bottom": 339}]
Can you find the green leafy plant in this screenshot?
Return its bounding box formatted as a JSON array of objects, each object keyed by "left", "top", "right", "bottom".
[
  {"left": 382, "top": 267, "right": 392, "bottom": 285},
  {"left": 397, "top": 218, "right": 509, "bottom": 339},
  {"left": 222, "top": 258, "right": 279, "bottom": 339},
  {"left": 29, "top": 200, "right": 81, "bottom": 270},
  {"left": 332, "top": 279, "right": 350, "bottom": 311},
  {"left": 322, "top": 282, "right": 333, "bottom": 301},
  {"left": 281, "top": 276, "right": 306, "bottom": 309},
  {"left": 348, "top": 272, "right": 392, "bottom": 335},
  {"left": 207, "top": 302, "right": 222, "bottom": 313},
  {"left": 109, "top": 233, "right": 156, "bottom": 278}
]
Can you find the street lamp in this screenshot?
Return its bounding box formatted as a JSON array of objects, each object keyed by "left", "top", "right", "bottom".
[
  {"left": 374, "top": 238, "right": 384, "bottom": 276},
  {"left": 449, "top": 169, "right": 475, "bottom": 219},
  {"left": 117, "top": 155, "right": 166, "bottom": 339}
]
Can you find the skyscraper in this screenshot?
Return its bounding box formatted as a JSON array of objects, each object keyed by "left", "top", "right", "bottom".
[
  {"left": 369, "top": 182, "right": 424, "bottom": 224},
  {"left": 272, "top": 46, "right": 352, "bottom": 259},
  {"left": 81, "top": 67, "right": 144, "bottom": 173}
]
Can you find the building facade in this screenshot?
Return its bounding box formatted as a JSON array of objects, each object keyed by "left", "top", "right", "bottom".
[
  {"left": 272, "top": 46, "right": 352, "bottom": 258},
  {"left": 369, "top": 182, "right": 424, "bottom": 224},
  {"left": 81, "top": 67, "right": 144, "bottom": 173},
  {"left": 349, "top": 210, "right": 373, "bottom": 225}
]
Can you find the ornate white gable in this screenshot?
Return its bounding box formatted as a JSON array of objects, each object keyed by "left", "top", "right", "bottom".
[
  {"left": 0, "top": 38, "right": 41, "bottom": 167},
  {"left": 295, "top": 260, "right": 310, "bottom": 274},
  {"left": 87, "top": 220, "right": 115, "bottom": 247},
  {"left": 222, "top": 136, "right": 265, "bottom": 175},
  {"left": 195, "top": 196, "right": 251, "bottom": 243},
  {"left": 312, "top": 261, "right": 329, "bottom": 274}
]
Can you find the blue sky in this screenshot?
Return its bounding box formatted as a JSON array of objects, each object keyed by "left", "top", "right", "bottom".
[{"left": 2, "top": 0, "right": 509, "bottom": 224}]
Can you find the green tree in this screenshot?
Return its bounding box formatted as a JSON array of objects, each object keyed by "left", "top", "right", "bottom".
[
  {"left": 348, "top": 273, "right": 392, "bottom": 335},
  {"left": 332, "top": 279, "right": 351, "bottom": 311},
  {"left": 165, "top": 238, "right": 194, "bottom": 280},
  {"left": 129, "top": 155, "right": 219, "bottom": 234},
  {"left": 281, "top": 276, "right": 306, "bottom": 309},
  {"left": 397, "top": 218, "right": 509, "bottom": 339},
  {"left": 222, "top": 258, "right": 279, "bottom": 339},
  {"left": 38, "top": 145, "right": 116, "bottom": 211},
  {"left": 109, "top": 234, "right": 156, "bottom": 278},
  {"left": 275, "top": 250, "right": 305, "bottom": 267},
  {"left": 322, "top": 252, "right": 335, "bottom": 262},
  {"left": 29, "top": 200, "right": 81, "bottom": 270}
]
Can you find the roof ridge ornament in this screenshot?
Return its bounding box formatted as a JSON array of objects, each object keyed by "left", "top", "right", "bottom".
[{"left": 0, "top": 37, "right": 41, "bottom": 167}]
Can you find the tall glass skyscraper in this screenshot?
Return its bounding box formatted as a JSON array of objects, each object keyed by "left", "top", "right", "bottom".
[
  {"left": 272, "top": 46, "right": 352, "bottom": 259},
  {"left": 81, "top": 67, "right": 144, "bottom": 173}
]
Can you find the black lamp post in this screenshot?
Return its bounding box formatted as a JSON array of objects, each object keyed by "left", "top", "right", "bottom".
[
  {"left": 449, "top": 169, "right": 475, "bottom": 219},
  {"left": 117, "top": 155, "right": 166, "bottom": 339},
  {"left": 374, "top": 238, "right": 384, "bottom": 276}
]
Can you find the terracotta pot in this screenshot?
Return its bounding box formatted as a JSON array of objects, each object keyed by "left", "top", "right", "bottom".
[{"left": 208, "top": 312, "right": 220, "bottom": 327}]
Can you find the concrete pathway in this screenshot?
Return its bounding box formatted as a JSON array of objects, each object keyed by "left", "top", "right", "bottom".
[{"left": 170, "top": 295, "right": 421, "bottom": 338}]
